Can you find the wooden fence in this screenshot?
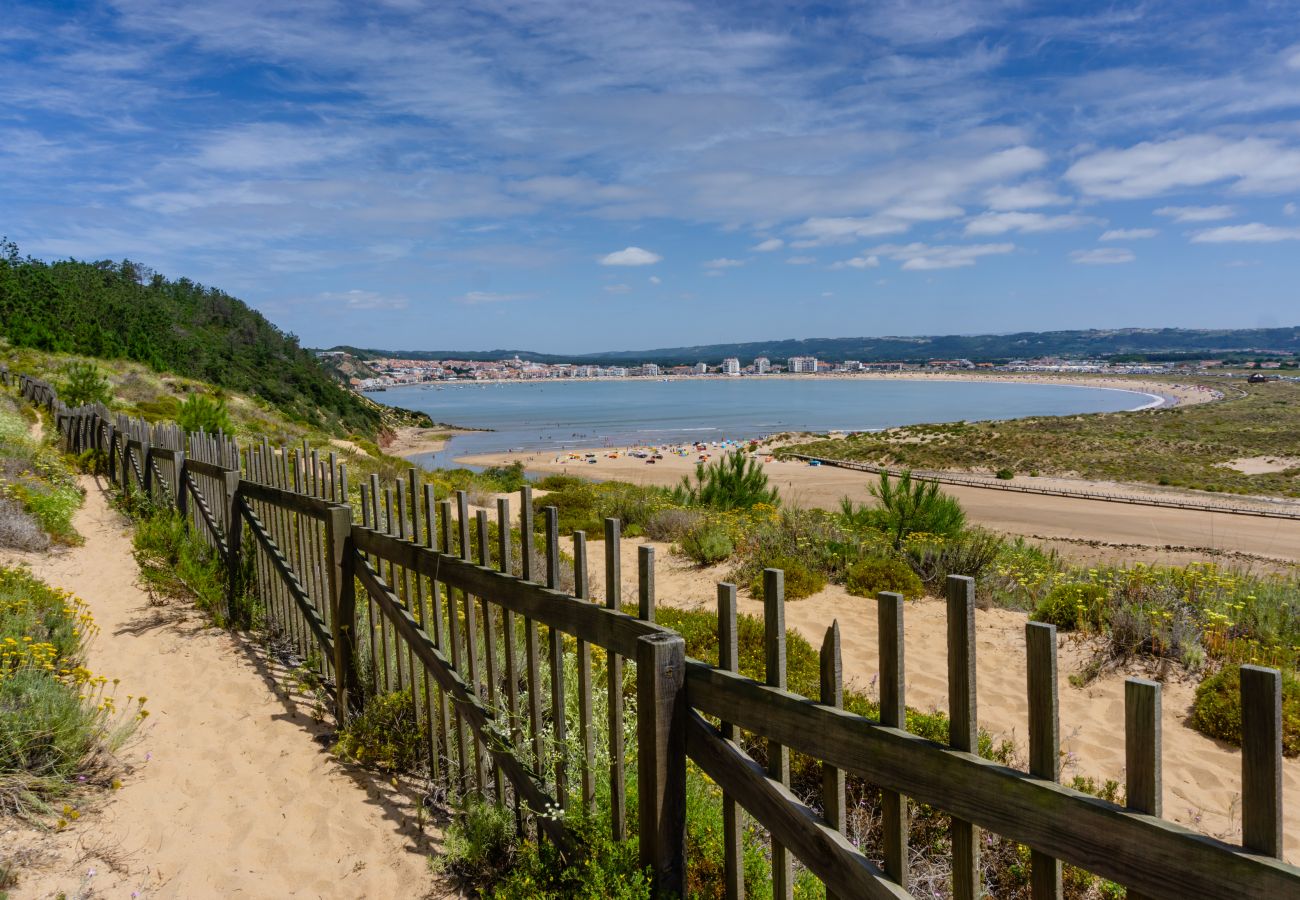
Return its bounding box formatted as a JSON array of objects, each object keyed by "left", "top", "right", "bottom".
[{"left": 10, "top": 368, "right": 1299, "bottom": 899}]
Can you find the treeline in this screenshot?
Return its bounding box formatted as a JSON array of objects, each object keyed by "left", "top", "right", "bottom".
[{"left": 0, "top": 240, "right": 383, "bottom": 435}]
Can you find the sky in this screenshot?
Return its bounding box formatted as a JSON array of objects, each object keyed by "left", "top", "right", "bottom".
[{"left": 3, "top": 1, "right": 1300, "bottom": 354}]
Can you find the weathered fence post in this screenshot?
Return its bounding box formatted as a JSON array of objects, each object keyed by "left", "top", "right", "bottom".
[
  {"left": 173, "top": 450, "right": 188, "bottom": 519},
  {"left": 637, "top": 631, "right": 687, "bottom": 897},
  {"left": 223, "top": 468, "right": 243, "bottom": 622},
  {"left": 325, "top": 504, "right": 357, "bottom": 723},
  {"left": 141, "top": 431, "right": 153, "bottom": 495},
  {"left": 1241, "top": 665, "right": 1283, "bottom": 858}
]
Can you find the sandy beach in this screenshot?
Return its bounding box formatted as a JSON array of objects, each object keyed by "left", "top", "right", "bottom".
[{"left": 384, "top": 425, "right": 473, "bottom": 459}]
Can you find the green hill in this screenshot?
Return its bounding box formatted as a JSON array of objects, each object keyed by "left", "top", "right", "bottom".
[{"left": 0, "top": 239, "right": 391, "bottom": 435}]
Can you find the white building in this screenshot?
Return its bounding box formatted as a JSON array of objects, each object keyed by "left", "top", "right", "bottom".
[
  {"left": 722, "top": 357, "right": 741, "bottom": 376},
  {"left": 641, "top": 363, "right": 661, "bottom": 377},
  {"left": 754, "top": 357, "right": 770, "bottom": 374},
  {"left": 694, "top": 362, "right": 708, "bottom": 375},
  {"left": 788, "top": 356, "right": 817, "bottom": 373},
  {"left": 607, "top": 367, "right": 628, "bottom": 377}
]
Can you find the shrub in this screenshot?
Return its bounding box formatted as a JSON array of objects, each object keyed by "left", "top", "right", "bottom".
[
  {"left": 490, "top": 814, "right": 651, "bottom": 899},
  {"left": 845, "top": 555, "right": 924, "bottom": 600},
  {"left": 746, "top": 555, "right": 826, "bottom": 600},
  {"left": 903, "top": 527, "right": 1005, "bottom": 594},
  {"left": 131, "top": 506, "right": 226, "bottom": 617},
  {"left": 1032, "top": 581, "right": 1110, "bottom": 632},
  {"left": 177, "top": 393, "right": 233, "bottom": 435},
  {"left": 1190, "top": 665, "right": 1300, "bottom": 757},
  {"left": 480, "top": 461, "right": 527, "bottom": 492},
  {"left": 0, "top": 497, "right": 48, "bottom": 552},
  {"left": 678, "top": 523, "right": 734, "bottom": 566},
  {"left": 843, "top": 470, "right": 966, "bottom": 549},
  {"left": 670, "top": 451, "right": 779, "bottom": 511},
  {"left": 334, "top": 690, "right": 427, "bottom": 772},
  {"left": 995, "top": 467, "right": 1014, "bottom": 480},
  {"left": 0, "top": 566, "right": 141, "bottom": 816},
  {"left": 535, "top": 474, "right": 585, "bottom": 492},
  {"left": 431, "top": 798, "right": 517, "bottom": 891},
  {"left": 643, "top": 507, "right": 701, "bottom": 541},
  {"left": 60, "top": 362, "right": 111, "bottom": 409}
]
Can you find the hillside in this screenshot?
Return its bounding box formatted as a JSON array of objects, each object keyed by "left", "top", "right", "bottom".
[
  {"left": 337, "top": 326, "right": 1300, "bottom": 366},
  {"left": 0, "top": 240, "right": 390, "bottom": 436}
]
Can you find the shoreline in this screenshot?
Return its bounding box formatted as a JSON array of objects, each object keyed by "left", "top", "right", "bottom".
[
  {"left": 383, "top": 425, "right": 477, "bottom": 458},
  {"left": 367, "top": 370, "right": 1220, "bottom": 411}
]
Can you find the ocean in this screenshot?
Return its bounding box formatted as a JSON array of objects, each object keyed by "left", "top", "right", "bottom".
[{"left": 371, "top": 377, "right": 1156, "bottom": 470}]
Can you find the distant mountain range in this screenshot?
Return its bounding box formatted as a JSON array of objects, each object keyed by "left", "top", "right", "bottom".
[{"left": 331, "top": 327, "right": 1300, "bottom": 367}]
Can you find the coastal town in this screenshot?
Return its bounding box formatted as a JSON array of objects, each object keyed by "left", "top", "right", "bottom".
[{"left": 322, "top": 350, "right": 1296, "bottom": 390}]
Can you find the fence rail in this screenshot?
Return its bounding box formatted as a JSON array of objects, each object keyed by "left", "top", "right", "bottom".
[{"left": 9, "top": 367, "right": 1297, "bottom": 899}]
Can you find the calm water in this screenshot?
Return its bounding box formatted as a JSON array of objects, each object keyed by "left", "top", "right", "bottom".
[{"left": 372, "top": 378, "right": 1156, "bottom": 470}]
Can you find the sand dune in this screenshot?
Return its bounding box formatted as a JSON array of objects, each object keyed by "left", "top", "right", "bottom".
[{"left": 584, "top": 537, "right": 1300, "bottom": 863}]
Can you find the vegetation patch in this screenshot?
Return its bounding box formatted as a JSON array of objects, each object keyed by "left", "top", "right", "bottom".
[
  {"left": 0, "top": 396, "right": 82, "bottom": 548},
  {"left": 844, "top": 555, "right": 925, "bottom": 600},
  {"left": 1190, "top": 665, "right": 1300, "bottom": 756},
  {"left": 0, "top": 566, "right": 143, "bottom": 818}
]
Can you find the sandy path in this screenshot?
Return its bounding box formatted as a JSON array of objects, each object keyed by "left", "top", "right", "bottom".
[
  {"left": 1, "top": 476, "right": 451, "bottom": 899},
  {"left": 583, "top": 537, "right": 1300, "bottom": 863},
  {"left": 464, "top": 450, "right": 1300, "bottom": 564}
]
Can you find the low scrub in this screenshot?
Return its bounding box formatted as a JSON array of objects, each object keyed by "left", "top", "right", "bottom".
[
  {"left": 678, "top": 522, "right": 733, "bottom": 566},
  {"left": 129, "top": 501, "right": 226, "bottom": 618},
  {"left": 844, "top": 555, "right": 924, "bottom": 600},
  {"left": 745, "top": 554, "right": 826, "bottom": 600},
  {"left": 1190, "top": 665, "right": 1300, "bottom": 757},
  {"left": 0, "top": 566, "right": 142, "bottom": 818},
  {"left": 670, "top": 451, "right": 779, "bottom": 511},
  {"left": 0, "top": 399, "right": 83, "bottom": 547},
  {"left": 334, "top": 690, "right": 428, "bottom": 772}
]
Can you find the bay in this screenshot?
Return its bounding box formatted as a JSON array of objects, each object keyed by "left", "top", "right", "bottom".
[{"left": 370, "top": 377, "right": 1156, "bottom": 470}]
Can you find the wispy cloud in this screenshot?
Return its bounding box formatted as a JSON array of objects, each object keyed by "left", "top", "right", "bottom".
[
  {"left": 1155, "top": 205, "right": 1235, "bottom": 222},
  {"left": 871, "top": 242, "right": 1015, "bottom": 270},
  {"left": 751, "top": 238, "right": 784, "bottom": 251},
  {"left": 1099, "top": 228, "right": 1157, "bottom": 240},
  {"left": 319, "top": 289, "right": 408, "bottom": 310},
  {"left": 964, "top": 211, "right": 1101, "bottom": 236},
  {"left": 704, "top": 257, "right": 745, "bottom": 268},
  {"left": 453, "top": 291, "right": 534, "bottom": 304},
  {"left": 1067, "top": 136, "right": 1300, "bottom": 199},
  {"left": 1070, "top": 248, "right": 1135, "bottom": 264},
  {"left": 1190, "top": 224, "right": 1300, "bottom": 243}
]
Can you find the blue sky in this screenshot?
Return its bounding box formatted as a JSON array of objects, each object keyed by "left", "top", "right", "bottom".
[{"left": 3, "top": 1, "right": 1300, "bottom": 353}]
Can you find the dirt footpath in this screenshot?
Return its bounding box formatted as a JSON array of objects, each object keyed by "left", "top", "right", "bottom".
[{"left": 1, "top": 476, "right": 452, "bottom": 899}]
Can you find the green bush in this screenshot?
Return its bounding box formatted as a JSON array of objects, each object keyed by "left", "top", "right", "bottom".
[
  {"left": 995, "top": 467, "right": 1015, "bottom": 480},
  {"left": 131, "top": 506, "right": 226, "bottom": 618},
  {"left": 59, "top": 361, "right": 111, "bottom": 409},
  {"left": 670, "top": 451, "right": 779, "bottom": 511},
  {"left": 334, "top": 690, "right": 427, "bottom": 772},
  {"left": 0, "top": 566, "right": 140, "bottom": 816},
  {"left": 1190, "top": 665, "right": 1300, "bottom": 757},
  {"left": 535, "top": 474, "right": 585, "bottom": 492},
  {"left": 1032, "top": 581, "right": 1110, "bottom": 632},
  {"left": 480, "top": 461, "right": 528, "bottom": 492},
  {"left": 177, "top": 392, "right": 233, "bottom": 435},
  {"left": 845, "top": 555, "right": 924, "bottom": 600},
  {"left": 903, "top": 527, "right": 1005, "bottom": 593},
  {"left": 679, "top": 523, "right": 734, "bottom": 566},
  {"left": 746, "top": 555, "right": 826, "bottom": 601},
  {"left": 431, "top": 798, "right": 517, "bottom": 891},
  {"left": 841, "top": 469, "right": 966, "bottom": 548},
  {"left": 489, "top": 815, "right": 650, "bottom": 899},
  {"left": 643, "top": 507, "right": 701, "bottom": 541}
]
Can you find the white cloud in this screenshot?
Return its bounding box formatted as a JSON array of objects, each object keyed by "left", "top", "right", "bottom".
[
  {"left": 1190, "top": 223, "right": 1300, "bottom": 243},
  {"left": 752, "top": 238, "right": 784, "bottom": 251},
  {"left": 600, "top": 246, "right": 662, "bottom": 266},
  {"left": 833, "top": 254, "right": 880, "bottom": 269},
  {"left": 604, "top": 283, "right": 632, "bottom": 294},
  {"left": 1285, "top": 202, "right": 1298, "bottom": 216},
  {"left": 704, "top": 257, "right": 745, "bottom": 268},
  {"left": 788, "top": 216, "right": 911, "bottom": 246},
  {"left": 1066, "top": 136, "right": 1300, "bottom": 199},
  {"left": 648, "top": 275, "right": 662, "bottom": 284},
  {"left": 453, "top": 290, "right": 533, "bottom": 304},
  {"left": 983, "top": 181, "right": 1069, "bottom": 210},
  {"left": 319, "top": 289, "right": 408, "bottom": 310},
  {"left": 1155, "top": 205, "right": 1235, "bottom": 222},
  {"left": 785, "top": 256, "right": 816, "bottom": 265},
  {"left": 964, "top": 211, "right": 1101, "bottom": 236},
  {"left": 1070, "top": 248, "right": 1135, "bottom": 265},
  {"left": 1287, "top": 44, "right": 1300, "bottom": 71},
  {"left": 870, "top": 242, "right": 1014, "bottom": 270},
  {"left": 1099, "top": 228, "right": 1158, "bottom": 240}
]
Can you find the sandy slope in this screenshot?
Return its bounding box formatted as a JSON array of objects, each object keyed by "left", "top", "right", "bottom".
[
  {"left": 582, "top": 537, "right": 1300, "bottom": 863},
  {"left": 0, "top": 477, "right": 452, "bottom": 899}
]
